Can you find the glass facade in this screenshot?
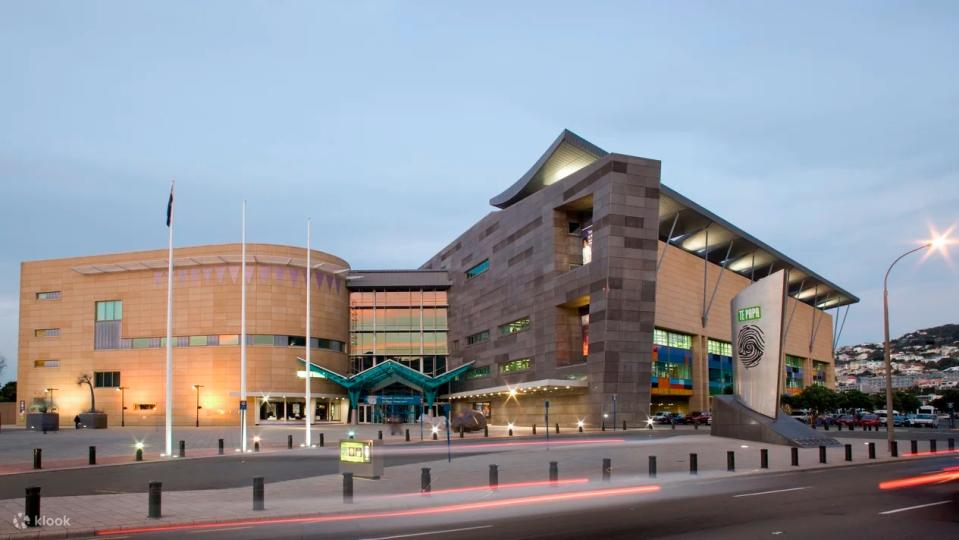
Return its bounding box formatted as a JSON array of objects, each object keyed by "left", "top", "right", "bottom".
[
  {"left": 94, "top": 371, "right": 121, "bottom": 388},
  {"left": 498, "top": 316, "right": 530, "bottom": 336},
  {"left": 349, "top": 289, "right": 449, "bottom": 375},
  {"left": 707, "top": 338, "right": 734, "bottom": 396},
  {"left": 95, "top": 300, "right": 122, "bottom": 321},
  {"left": 652, "top": 329, "right": 693, "bottom": 395},
  {"left": 813, "top": 360, "right": 828, "bottom": 386},
  {"left": 500, "top": 357, "right": 532, "bottom": 374},
  {"left": 465, "top": 259, "right": 489, "bottom": 279},
  {"left": 785, "top": 355, "right": 804, "bottom": 394}
]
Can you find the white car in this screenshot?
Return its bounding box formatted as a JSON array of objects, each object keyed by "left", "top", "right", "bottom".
[{"left": 910, "top": 413, "right": 940, "bottom": 428}]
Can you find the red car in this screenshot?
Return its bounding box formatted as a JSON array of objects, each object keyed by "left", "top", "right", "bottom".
[
  {"left": 858, "top": 414, "right": 881, "bottom": 428},
  {"left": 686, "top": 411, "right": 711, "bottom": 425}
]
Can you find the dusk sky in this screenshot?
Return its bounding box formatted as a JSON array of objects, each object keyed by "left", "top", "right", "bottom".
[{"left": 1, "top": 2, "right": 957, "bottom": 384}]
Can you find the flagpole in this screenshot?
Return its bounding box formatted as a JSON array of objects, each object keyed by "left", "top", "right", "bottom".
[
  {"left": 165, "top": 180, "right": 175, "bottom": 457},
  {"left": 305, "top": 218, "right": 312, "bottom": 447},
  {"left": 240, "top": 201, "right": 248, "bottom": 452}
]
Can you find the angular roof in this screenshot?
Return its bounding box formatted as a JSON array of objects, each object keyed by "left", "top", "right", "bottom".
[
  {"left": 488, "top": 130, "right": 859, "bottom": 309},
  {"left": 297, "top": 358, "right": 474, "bottom": 394}
]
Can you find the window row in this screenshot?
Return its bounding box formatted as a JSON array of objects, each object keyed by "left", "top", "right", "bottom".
[
  {"left": 349, "top": 290, "right": 448, "bottom": 307},
  {"left": 99, "top": 334, "right": 345, "bottom": 352},
  {"left": 466, "top": 330, "right": 489, "bottom": 345},
  {"left": 465, "top": 259, "right": 489, "bottom": 279},
  {"left": 653, "top": 328, "right": 692, "bottom": 350},
  {"left": 349, "top": 307, "right": 448, "bottom": 331},
  {"left": 96, "top": 300, "right": 123, "bottom": 322},
  {"left": 499, "top": 317, "right": 530, "bottom": 336},
  {"left": 349, "top": 355, "right": 447, "bottom": 376},
  {"left": 350, "top": 331, "right": 448, "bottom": 355},
  {"left": 94, "top": 371, "right": 121, "bottom": 388}
]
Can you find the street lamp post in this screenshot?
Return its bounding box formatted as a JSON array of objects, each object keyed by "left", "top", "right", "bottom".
[
  {"left": 882, "top": 232, "right": 952, "bottom": 450},
  {"left": 45, "top": 388, "right": 58, "bottom": 411},
  {"left": 116, "top": 386, "right": 128, "bottom": 427},
  {"left": 193, "top": 385, "right": 204, "bottom": 428}
]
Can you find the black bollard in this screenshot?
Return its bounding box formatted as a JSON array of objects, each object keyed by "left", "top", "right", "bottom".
[
  {"left": 179, "top": 440, "right": 185, "bottom": 458},
  {"left": 930, "top": 439, "right": 937, "bottom": 454},
  {"left": 868, "top": 442, "right": 876, "bottom": 459},
  {"left": 507, "top": 427, "right": 513, "bottom": 437},
  {"left": 33, "top": 448, "right": 41, "bottom": 470},
  {"left": 378, "top": 430, "right": 383, "bottom": 440},
  {"left": 838, "top": 423, "right": 842, "bottom": 431},
  {"left": 671, "top": 421, "right": 676, "bottom": 430},
  {"left": 460, "top": 425, "right": 464, "bottom": 438},
  {"left": 727, "top": 451, "right": 735, "bottom": 472},
  {"left": 484, "top": 425, "right": 489, "bottom": 437},
  {"left": 532, "top": 424, "right": 536, "bottom": 435},
  {"left": 343, "top": 472, "right": 353, "bottom": 504},
  {"left": 911, "top": 440, "right": 918, "bottom": 455},
  {"left": 555, "top": 423, "right": 559, "bottom": 434},
  {"left": 844, "top": 444, "right": 852, "bottom": 461},
  {"left": 320, "top": 433, "right": 325, "bottom": 447},
  {"left": 549, "top": 461, "right": 558, "bottom": 484},
  {"left": 949, "top": 438, "right": 955, "bottom": 451},
  {"left": 253, "top": 477, "right": 264, "bottom": 511},
  {"left": 218, "top": 438, "right": 224, "bottom": 455},
  {"left": 824, "top": 423, "right": 829, "bottom": 431},
  {"left": 601, "top": 421, "right": 606, "bottom": 431},
  {"left": 623, "top": 420, "right": 627, "bottom": 431},
  {"left": 602, "top": 458, "right": 611, "bottom": 482},
  {"left": 579, "top": 424, "right": 584, "bottom": 433},
  {"left": 421, "top": 468, "right": 431, "bottom": 493},
  {"left": 694, "top": 421, "right": 699, "bottom": 430},
  {"left": 288, "top": 435, "right": 293, "bottom": 449},
  {"left": 760, "top": 448, "right": 769, "bottom": 469},
  {"left": 489, "top": 464, "right": 498, "bottom": 489},
  {"left": 433, "top": 431, "right": 438, "bottom": 441},
  {"left": 406, "top": 428, "right": 410, "bottom": 442},
  {"left": 690, "top": 453, "right": 698, "bottom": 475},
  {"left": 890, "top": 440, "right": 899, "bottom": 457},
  {"left": 254, "top": 440, "right": 260, "bottom": 453},
  {"left": 791, "top": 447, "right": 799, "bottom": 466},
  {"left": 148, "top": 482, "right": 162, "bottom": 518},
  {"left": 25, "top": 486, "right": 40, "bottom": 528},
  {"left": 136, "top": 447, "right": 143, "bottom": 462},
  {"left": 89, "top": 446, "right": 97, "bottom": 465},
  {"left": 819, "top": 446, "right": 827, "bottom": 464},
  {"left": 648, "top": 455, "right": 657, "bottom": 478}
]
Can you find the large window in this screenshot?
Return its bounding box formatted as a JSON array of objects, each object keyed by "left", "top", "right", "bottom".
[
  {"left": 499, "top": 317, "right": 530, "bottom": 336},
  {"left": 95, "top": 300, "right": 122, "bottom": 321},
  {"left": 34, "top": 359, "right": 60, "bottom": 368},
  {"left": 465, "top": 259, "right": 489, "bottom": 279},
  {"left": 465, "top": 366, "right": 491, "bottom": 379},
  {"left": 467, "top": 330, "right": 489, "bottom": 346},
  {"left": 707, "top": 339, "right": 734, "bottom": 396},
  {"left": 652, "top": 328, "right": 693, "bottom": 395},
  {"left": 813, "top": 360, "right": 828, "bottom": 386},
  {"left": 94, "top": 371, "right": 121, "bottom": 388},
  {"left": 785, "top": 355, "right": 805, "bottom": 393},
  {"left": 34, "top": 328, "right": 60, "bottom": 337},
  {"left": 500, "top": 358, "right": 532, "bottom": 374}
]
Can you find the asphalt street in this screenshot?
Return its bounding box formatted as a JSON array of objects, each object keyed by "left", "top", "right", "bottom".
[{"left": 100, "top": 453, "right": 959, "bottom": 540}]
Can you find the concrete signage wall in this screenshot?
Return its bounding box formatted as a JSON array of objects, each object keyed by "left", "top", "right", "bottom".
[{"left": 731, "top": 269, "right": 787, "bottom": 418}]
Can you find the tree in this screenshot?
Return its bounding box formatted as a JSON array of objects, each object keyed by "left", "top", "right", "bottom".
[
  {"left": 932, "top": 389, "right": 959, "bottom": 412},
  {"left": 77, "top": 373, "right": 97, "bottom": 413},
  {"left": 0, "top": 381, "right": 15, "bottom": 402},
  {"left": 797, "top": 385, "right": 839, "bottom": 416},
  {"left": 894, "top": 391, "right": 922, "bottom": 414},
  {"left": 838, "top": 389, "right": 872, "bottom": 411},
  {"left": 780, "top": 393, "right": 795, "bottom": 411}
]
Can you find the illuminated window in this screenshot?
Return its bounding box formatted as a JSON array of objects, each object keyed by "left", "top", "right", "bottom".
[
  {"left": 785, "top": 355, "right": 805, "bottom": 390},
  {"left": 813, "top": 360, "right": 828, "bottom": 386},
  {"left": 219, "top": 334, "right": 240, "bottom": 345},
  {"left": 653, "top": 328, "right": 691, "bottom": 350},
  {"left": 500, "top": 358, "right": 532, "bottom": 374},
  {"left": 36, "top": 291, "right": 61, "bottom": 300},
  {"left": 581, "top": 226, "right": 593, "bottom": 265},
  {"left": 707, "top": 339, "right": 733, "bottom": 396},
  {"left": 34, "top": 328, "right": 60, "bottom": 337},
  {"left": 499, "top": 317, "right": 530, "bottom": 336},
  {"left": 465, "top": 366, "right": 490, "bottom": 379},
  {"left": 34, "top": 359, "right": 60, "bottom": 368},
  {"left": 707, "top": 339, "right": 732, "bottom": 357},
  {"left": 467, "top": 330, "right": 490, "bottom": 345},
  {"left": 95, "top": 300, "right": 122, "bottom": 321},
  {"left": 94, "top": 371, "right": 121, "bottom": 388},
  {"left": 466, "top": 259, "right": 489, "bottom": 279}
]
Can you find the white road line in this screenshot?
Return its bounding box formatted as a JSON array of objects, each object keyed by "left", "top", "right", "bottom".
[
  {"left": 361, "top": 525, "right": 493, "bottom": 540},
  {"left": 190, "top": 526, "right": 252, "bottom": 534},
  {"left": 733, "top": 486, "right": 810, "bottom": 498},
  {"left": 878, "top": 500, "right": 951, "bottom": 515}
]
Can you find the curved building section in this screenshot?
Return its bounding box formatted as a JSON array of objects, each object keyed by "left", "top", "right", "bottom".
[{"left": 17, "top": 243, "right": 350, "bottom": 426}]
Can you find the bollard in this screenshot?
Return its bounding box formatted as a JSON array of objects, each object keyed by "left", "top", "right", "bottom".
[
  {"left": 378, "top": 430, "right": 383, "bottom": 440},
  {"left": 549, "top": 461, "right": 558, "bottom": 484},
  {"left": 671, "top": 421, "right": 676, "bottom": 430},
  {"left": 838, "top": 423, "right": 842, "bottom": 431},
  {"left": 433, "top": 431, "right": 438, "bottom": 441},
  {"left": 484, "top": 425, "right": 489, "bottom": 437},
  {"left": 24, "top": 487, "right": 40, "bottom": 528},
  {"left": 601, "top": 422, "right": 606, "bottom": 432},
  {"left": 179, "top": 440, "right": 185, "bottom": 458},
  {"left": 579, "top": 424, "right": 584, "bottom": 433},
  {"left": 320, "top": 433, "right": 325, "bottom": 447},
  {"left": 648, "top": 455, "right": 657, "bottom": 478},
  {"left": 406, "top": 428, "right": 410, "bottom": 442},
  {"left": 148, "top": 482, "right": 162, "bottom": 518},
  {"left": 844, "top": 444, "right": 852, "bottom": 461},
  {"left": 136, "top": 447, "right": 143, "bottom": 462},
  {"left": 421, "top": 468, "right": 431, "bottom": 493},
  {"left": 218, "top": 438, "right": 224, "bottom": 455},
  {"left": 890, "top": 440, "right": 898, "bottom": 457},
  {"left": 760, "top": 448, "right": 769, "bottom": 469},
  {"left": 89, "top": 446, "right": 97, "bottom": 466},
  {"left": 727, "top": 451, "right": 735, "bottom": 472},
  {"left": 489, "top": 464, "right": 498, "bottom": 489},
  {"left": 868, "top": 442, "right": 876, "bottom": 459},
  {"left": 689, "top": 453, "right": 698, "bottom": 475},
  {"left": 288, "top": 435, "right": 293, "bottom": 449},
  {"left": 949, "top": 438, "right": 955, "bottom": 451},
  {"left": 342, "top": 472, "right": 353, "bottom": 504},
  {"left": 623, "top": 420, "right": 627, "bottom": 431},
  {"left": 507, "top": 427, "right": 513, "bottom": 437},
  {"left": 532, "top": 424, "right": 536, "bottom": 435},
  {"left": 460, "top": 425, "right": 464, "bottom": 438},
  {"left": 254, "top": 440, "right": 260, "bottom": 453},
  {"left": 33, "top": 448, "right": 41, "bottom": 470},
  {"left": 252, "top": 477, "right": 264, "bottom": 511},
  {"left": 555, "top": 423, "right": 559, "bottom": 434},
  {"left": 819, "top": 446, "right": 827, "bottom": 464},
  {"left": 791, "top": 447, "right": 799, "bottom": 466},
  {"left": 694, "top": 421, "right": 699, "bottom": 430},
  {"left": 930, "top": 439, "right": 937, "bottom": 454},
  {"left": 824, "top": 423, "right": 829, "bottom": 431},
  {"left": 911, "top": 440, "right": 918, "bottom": 455},
  {"left": 602, "top": 458, "right": 611, "bottom": 482}
]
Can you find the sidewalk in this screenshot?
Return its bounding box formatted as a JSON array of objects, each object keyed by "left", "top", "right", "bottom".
[{"left": 2, "top": 432, "right": 950, "bottom": 539}]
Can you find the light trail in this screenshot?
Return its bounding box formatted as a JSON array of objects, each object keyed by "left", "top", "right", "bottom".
[
  {"left": 878, "top": 469, "right": 959, "bottom": 490},
  {"left": 377, "top": 478, "right": 590, "bottom": 498},
  {"left": 96, "top": 484, "right": 660, "bottom": 536}
]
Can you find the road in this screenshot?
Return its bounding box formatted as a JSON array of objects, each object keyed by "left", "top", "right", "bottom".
[{"left": 100, "top": 454, "right": 959, "bottom": 539}]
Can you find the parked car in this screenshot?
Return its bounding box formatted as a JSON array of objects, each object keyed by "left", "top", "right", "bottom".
[
  {"left": 789, "top": 409, "right": 810, "bottom": 423},
  {"left": 653, "top": 412, "right": 678, "bottom": 425},
  {"left": 893, "top": 415, "right": 907, "bottom": 427},
  {"left": 910, "top": 413, "right": 940, "bottom": 428},
  {"left": 835, "top": 414, "right": 857, "bottom": 427},
  {"left": 686, "top": 411, "right": 711, "bottom": 425},
  {"left": 858, "top": 414, "right": 881, "bottom": 428}
]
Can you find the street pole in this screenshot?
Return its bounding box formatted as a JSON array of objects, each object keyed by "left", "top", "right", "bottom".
[
  {"left": 117, "top": 386, "right": 127, "bottom": 427},
  {"left": 165, "top": 180, "right": 175, "bottom": 457},
  {"left": 193, "top": 385, "right": 203, "bottom": 427},
  {"left": 305, "top": 218, "right": 312, "bottom": 447},
  {"left": 240, "top": 201, "right": 248, "bottom": 452},
  {"left": 883, "top": 244, "right": 931, "bottom": 451}
]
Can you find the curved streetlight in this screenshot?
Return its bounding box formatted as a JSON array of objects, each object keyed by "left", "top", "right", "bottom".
[{"left": 883, "top": 231, "right": 953, "bottom": 449}]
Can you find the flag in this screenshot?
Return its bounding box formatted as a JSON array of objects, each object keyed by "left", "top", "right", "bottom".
[{"left": 166, "top": 182, "right": 174, "bottom": 227}]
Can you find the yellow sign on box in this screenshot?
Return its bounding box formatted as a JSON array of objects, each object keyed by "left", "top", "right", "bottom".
[{"left": 340, "top": 440, "right": 372, "bottom": 464}]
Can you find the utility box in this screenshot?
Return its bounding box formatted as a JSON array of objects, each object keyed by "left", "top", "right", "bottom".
[{"left": 338, "top": 439, "right": 383, "bottom": 479}]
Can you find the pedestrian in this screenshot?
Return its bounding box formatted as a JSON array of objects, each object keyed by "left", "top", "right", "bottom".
[{"left": 74, "top": 414, "right": 81, "bottom": 429}]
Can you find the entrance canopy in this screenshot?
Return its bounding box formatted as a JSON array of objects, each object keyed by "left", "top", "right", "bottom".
[{"left": 297, "top": 358, "right": 474, "bottom": 410}]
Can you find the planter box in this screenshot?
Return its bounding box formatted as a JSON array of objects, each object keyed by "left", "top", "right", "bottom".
[
  {"left": 79, "top": 412, "right": 108, "bottom": 429},
  {"left": 26, "top": 412, "right": 59, "bottom": 431}
]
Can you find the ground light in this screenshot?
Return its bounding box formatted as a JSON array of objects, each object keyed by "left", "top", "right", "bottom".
[
  {"left": 577, "top": 419, "right": 584, "bottom": 432},
  {"left": 507, "top": 422, "right": 514, "bottom": 436}
]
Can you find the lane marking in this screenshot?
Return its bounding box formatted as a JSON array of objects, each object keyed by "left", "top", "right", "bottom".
[
  {"left": 190, "top": 526, "right": 252, "bottom": 534},
  {"left": 733, "top": 486, "right": 809, "bottom": 498},
  {"left": 361, "top": 525, "right": 493, "bottom": 540},
  {"left": 878, "top": 500, "right": 951, "bottom": 515}
]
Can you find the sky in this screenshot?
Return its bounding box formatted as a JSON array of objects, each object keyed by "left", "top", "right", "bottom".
[{"left": 1, "top": 2, "right": 957, "bottom": 384}]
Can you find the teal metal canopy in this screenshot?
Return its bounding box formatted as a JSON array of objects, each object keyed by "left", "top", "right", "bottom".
[{"left": 297, "top": 358, "right": 474, "bottom": 411}]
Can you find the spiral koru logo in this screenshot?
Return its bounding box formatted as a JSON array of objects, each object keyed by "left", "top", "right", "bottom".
[
  {"left": 737, "top": 324, "right": 765, "bottom": 369},
  {"left": 12, "top": 512, "right": 28, "bottom": 530}
]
